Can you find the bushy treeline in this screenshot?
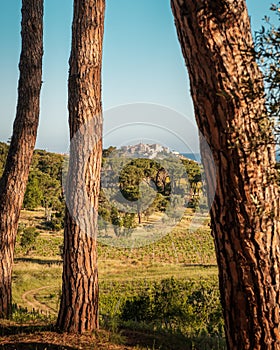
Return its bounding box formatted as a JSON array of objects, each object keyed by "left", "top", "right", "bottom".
[
  {"left": 0, "top": 142, "right": 64, "bottom": 211},
  {"left": 0, "top": 142, "right": 65, "bottom": 231},
  {"left": 0, "top": 143, "right": 205, "bottom": 234},
  {"left": 23, "top": 150, "right": 64, "bottom": 212}
]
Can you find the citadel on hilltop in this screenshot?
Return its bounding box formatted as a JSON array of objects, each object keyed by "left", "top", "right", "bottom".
[{"left": 120, "top": 143, "right": 176, "bottom": 159}]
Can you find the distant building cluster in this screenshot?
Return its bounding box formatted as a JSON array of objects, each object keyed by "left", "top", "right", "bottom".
[{"left": 120, "top": 143, "right": 171, "bottom": 159}]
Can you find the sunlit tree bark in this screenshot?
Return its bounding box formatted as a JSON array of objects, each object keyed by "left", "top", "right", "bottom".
[
  {"left": 56, "top": 0, "right": 105, "bottom": 333},
  {"left": 171, "top": 0, "right": 280, "bottom": 348},
  {"left": 0, "top": 0, "right": 43, "bottom": 318}
]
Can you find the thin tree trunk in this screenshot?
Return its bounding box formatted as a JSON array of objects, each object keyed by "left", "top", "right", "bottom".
[
  {"left": 56, "top": 0, "right": 105, "bottom": 333},
  {"left": 171, "top": 0, "right": 280, "bottom": 349},
  {"left": 0, "top": 0, "right": 43, "bottom": 318}
]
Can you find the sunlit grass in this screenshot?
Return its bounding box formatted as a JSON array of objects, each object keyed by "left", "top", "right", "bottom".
[{"left": 12, "top": 208, "right": 218, "bottom": 319}]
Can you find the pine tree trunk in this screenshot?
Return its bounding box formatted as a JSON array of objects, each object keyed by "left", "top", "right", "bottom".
[
  {"left": 171, "top": 0, "right": 280, "bottom": 348},
  {"left": 56, "top": 0, "right": 105, "bottom": 333},
  {"left": 0, "top": 0, "right": 43, "bottom": 318}
]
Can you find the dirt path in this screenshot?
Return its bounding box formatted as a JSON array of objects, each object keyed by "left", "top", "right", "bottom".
[{"left": 21, "top": 285, "right": 56, "bottom": 315}]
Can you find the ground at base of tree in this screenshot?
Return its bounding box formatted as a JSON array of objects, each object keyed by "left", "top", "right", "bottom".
[
  {"left": 0, "top": 323, "right": 204, "bottom": 350},
  {"left": 0, "top": 325, "right": 133, "bottom": 350}
]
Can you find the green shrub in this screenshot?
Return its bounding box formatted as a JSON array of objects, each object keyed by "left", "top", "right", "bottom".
[
  {"left": 120, "top": 278, "right": 224, "bottom": 336},
  {"left": 20, "top": 227, "right": 40, "bottom": 253}
]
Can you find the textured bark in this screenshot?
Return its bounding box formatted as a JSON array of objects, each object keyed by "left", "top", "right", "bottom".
[
  {"left": 171, "top": 0, "right": 280, "bottom": 349},
  {"left": 56, "top": 0, "right": 105, "bottom": 333},
  {"left": 0, "top": 0, "right": 43, "bottom": 318}
]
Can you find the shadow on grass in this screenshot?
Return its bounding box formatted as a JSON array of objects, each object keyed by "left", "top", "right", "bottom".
[
  {"left": 122, "top": 329, "right": 188, "bottom": 350},
  {"left": 14, "top": 257, "right": 62, "bottom": 265},
  {"left": 0, "top": 324, "right": 54, "bottom": 337},
  {"left": 0, "top": 325, "right": 77, "bottom": 350},
  {"left": 121, "top": 328, "right": 226, "bottom": 350}
]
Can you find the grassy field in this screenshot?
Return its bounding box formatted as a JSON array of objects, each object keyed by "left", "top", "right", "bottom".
[{"left": 0, "top": 208, "right": 225, "bottom": 349}]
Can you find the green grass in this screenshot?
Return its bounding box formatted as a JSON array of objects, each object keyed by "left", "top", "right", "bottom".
[{"left": 13, "top": 208, "right": 218, "bottom": 310}]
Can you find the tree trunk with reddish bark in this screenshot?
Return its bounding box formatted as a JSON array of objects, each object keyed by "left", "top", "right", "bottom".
[
  {"left": 56, "top": 0, "right": 105, "bottom": 333},
  {"left": 171, "top": 0, "right": 280, "bottom": 348},
  {"left": 0, "top": 0, "right": 43, "bottom": 318}
]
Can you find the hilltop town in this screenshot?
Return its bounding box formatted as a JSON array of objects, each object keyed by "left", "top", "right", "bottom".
[{"left": 119, "top": 143, "right": 180, "bottom": 159}]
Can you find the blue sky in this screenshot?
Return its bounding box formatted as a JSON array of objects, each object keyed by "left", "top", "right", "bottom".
[{"left": 0, "top": 1, "right": 275, "bottom": 153}]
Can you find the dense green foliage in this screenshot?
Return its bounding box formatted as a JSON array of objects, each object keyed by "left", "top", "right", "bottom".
[
  {"left": 0, "top": 144, "right": 64, "bottom": 208},
  {"left": 23, "top": 150, "right": 64, "bottom": 212}
]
